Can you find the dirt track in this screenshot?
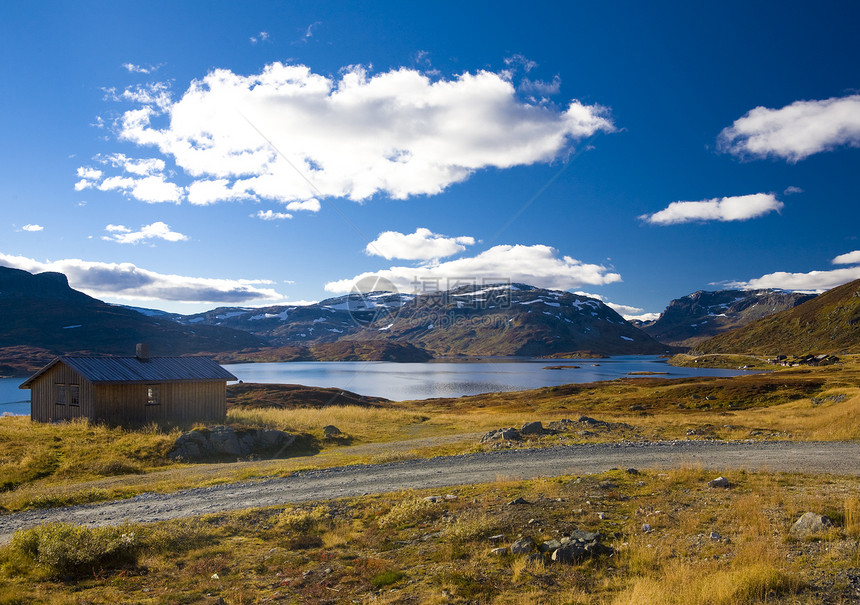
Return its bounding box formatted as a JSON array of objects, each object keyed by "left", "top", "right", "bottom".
[{"left": 2, "top": 439, "right": 858, "bottom": 543}]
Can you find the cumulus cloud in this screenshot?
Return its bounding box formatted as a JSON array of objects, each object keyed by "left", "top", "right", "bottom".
[
  {"left": 833, "top": 250, "right": 860, "bottom": 265},
  {"left": 0, "top": 252, "right": 282, "bottom": 304},
  {"left": 286, "top": 198, "right": 321, "bottom": 212},
  {"left": 325, "top": 244, "right": 621, "bottom": 293},
  {"left": 102, "top": 222, "right": 189, "bottom": 244},
  {"left": 255, "top": 210, "right": 293, "bottom": 221},
  {"left": 186, "top": 179, "right": 253, "bottom": 205},
  {"left": 718, "top": 94, "right": 860, "bottom": 162},
  {"left": 100, "top": 61, "right": 613, "bottom": 206},
  {"left": 365, "top": 228, "right": 476, "bottom": 261},
  {"left": 572, "top": 290, "right": 658, "bottom": 322},
  {"left": 20, "top": 224, "right": 44, "bottom": 232},
  {"left": 641, "top": 193, "right": 783, "bottom": 225},
  {"left": 98, "top": 174, "right": 184, "bottom": 203},
  {"left": 723, "top": 266, "right": 860, "bottom": 293}
]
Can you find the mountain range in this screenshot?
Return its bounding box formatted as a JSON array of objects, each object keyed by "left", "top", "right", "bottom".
[
  {"left": 640, "top": 289, "right": 817, "bottom": 348},
  {"left": 691, "top": 278, "right": 860, "bottom": 356},
  {"left": 3, "top": 264, "right": 857, "bottom": 377}
]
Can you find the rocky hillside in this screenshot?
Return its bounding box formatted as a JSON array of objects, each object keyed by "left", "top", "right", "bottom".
[
  {"left": 691, "top": 279, "right": 860, "bottom": 355},
  {"left": 344, "top": 283, "right": 667, "bottom": 357},
  {"left": 642, "top": 289, "right": 816, "bottom": 348},
  {"left": 0, "top": 266, "right": 265, "bottom": 375},
  {"left": 178, "top": 283, "right": 667, "bottom": 357}
]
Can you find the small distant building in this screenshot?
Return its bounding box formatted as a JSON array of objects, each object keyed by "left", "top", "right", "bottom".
[{"left": 19, "top": 344, "right": 236, "bottom": 424}]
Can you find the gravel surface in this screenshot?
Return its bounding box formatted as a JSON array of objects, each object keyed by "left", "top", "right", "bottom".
[{"left": 2, "top": 439, "right": 858, "bottom": 544}]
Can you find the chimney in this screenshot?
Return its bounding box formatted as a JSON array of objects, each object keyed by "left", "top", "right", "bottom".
[{"left": 136, "top": 343, "right": 150, "bottom": 361}]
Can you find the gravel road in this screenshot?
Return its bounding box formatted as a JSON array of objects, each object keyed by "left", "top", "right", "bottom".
[{"left": 2, "top": 440, "right": 858, "bottom": 544}]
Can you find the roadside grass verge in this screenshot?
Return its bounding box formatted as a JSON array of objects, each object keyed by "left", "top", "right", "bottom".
[{"left": 1, "top": 469, "right": 855, "bottom": 603}]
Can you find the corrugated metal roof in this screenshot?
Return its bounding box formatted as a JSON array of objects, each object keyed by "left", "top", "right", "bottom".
[{"left": 20, "top": 356, "right": 236, "bottom": 387}]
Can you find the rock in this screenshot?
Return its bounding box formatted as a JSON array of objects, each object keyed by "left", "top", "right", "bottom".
[
  {"left": 322, "top": 425, "right": 342, "bottom": 438},
  {"left": 641, "top": 523, "right": 652, "bottom": 533},
  {"left": 569, "top": 530, "right": 601, "bottom": 543},
  {"left": 487, "top": 534, "right": 506, "bottom": 543},
  {"left": 521, "top": 421, "right": 544, "bottom": 435},
  {"left": 525, "top": 553, "right": 545, "bottom": 566},
  {"left": 205, "top": 426, "right": 243, "bottom": 457},
  {"left": 423, "top": 495, "right": 443, "bottom": 503},
  {"left": 709, "top": 531, "right": 721, "bottom": 541},
  {"left": 490, "top": 547, "right": 508, "bottom": 556},
  {"left": 552, "top": 543, "right": 588, "bottom": 564},
  {"left": 510, "top": 537, "right": 535, "bottom": 554},
  {"left": 481, "top": 427, "right": 522, "bottom": 442},
  {"left": 790, "top": 512, "right": 833, "bottom": 537},
  {"left": 507, "top": 497, "right": 531, "bottom": 506},
  {"left": 578, "top": 415, "right": 609, "bottom": 427},
  {"left": 626, "top": 468, "right": 640, "bottom": 475},
  {"left": 168, "top": 426, "right": 297, "bottom": 461},
  {"left": 707, "top": 476, "right": 730, "bottom": 488},
  {"left": 539, "top": 539, "right": 562, "bottom": 553}
]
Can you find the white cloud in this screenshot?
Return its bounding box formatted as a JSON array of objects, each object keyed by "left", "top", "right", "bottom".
[
  {"left": 641, "top": 193, "right": 783, "bottom": 225},
  {"left": 723, "top": 267, "right": 860, "bottom": 293},
  {"left": 833, "top": 250, "right": 860, "bottom": 265},
  {"left": 365, "top": 228, "right": 476, "bottom": 261},
  {"left": 520, "top": 75, "right": 562, "bottom": 96},
  {"left": 20, "top": 224, "right": 44, "bottom": 232},
  {"left": 325, "top": 244, "right": 621, "bottom": 293},
  {"left": 623, "top": 311, "right": 661, "bottom": 323},
  {"left": 255, "top": 210, "right": 293, "bottom": 221},
  {"left": 101, "top": 221, "right": 189, "bottom": 244},
  {"left": 718, "top": 94, "right": 860, "bottom": 162},
  {"left": 572, "top": 291, "right": 658, "bottom": 322},
  {"left": 98, "top": 174, "right": 184, "bottom": 203},
  {"left": 122, "top": 63, "right": 162, "bottom": 74},
  {"left": 0, "top": 252, "right": 282, "bottom": 304},
  {"left": 784, "top": 185, "right": 803, "bottom": 195},
  {"left": 250, "top": 31, "right": 270, "bottom": 44},
  {"left": 186, "top": 179, "right": 253, "bottom": 205},
  {"left": 104, "top": 153, "right": 165, "bottom": 176},
  {"left": 285, "top": 198, "right": 321, "bottom": 212},
  {"left": 107, "top": 61, "right": 614, "bottom": 205}
]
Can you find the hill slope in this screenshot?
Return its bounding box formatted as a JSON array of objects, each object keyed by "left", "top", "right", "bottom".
[
  {"left": 691, "top": 279, "right": 860, "bottom": 355},
  {"left": 178, "top": 284, "right": 667, "bottom": 357},
  {"left": 642, "top": 289, "right": 816, "bottom": 348},
  {"left": 0, "top": 266, "right": 265, "bottom": 374}
]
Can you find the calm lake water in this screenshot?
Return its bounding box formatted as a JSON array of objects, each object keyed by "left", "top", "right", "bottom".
[{"left": 0, "top": 356, "right": 759, "bottom": 414}]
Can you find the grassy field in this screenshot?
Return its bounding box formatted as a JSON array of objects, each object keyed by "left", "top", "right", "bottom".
[{"left": 0, "top": 357, "right": 858, "bottom": 602}]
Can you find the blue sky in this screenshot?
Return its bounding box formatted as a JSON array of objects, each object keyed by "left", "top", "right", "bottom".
[{"left": 1, "top": 1, "right": 858, "bottom": 318}]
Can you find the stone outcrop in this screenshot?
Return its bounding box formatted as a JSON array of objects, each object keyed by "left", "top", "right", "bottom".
[{"left": 169, "top": 425, "right": 296, "bottom": 461}]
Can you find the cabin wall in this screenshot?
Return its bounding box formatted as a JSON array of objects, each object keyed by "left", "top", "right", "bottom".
[
  {"left": 93, "top": 381, "right": 226, "bottom": 424},
  {"left": 29, "top": 363, "right": 93, "bottom": 422}
]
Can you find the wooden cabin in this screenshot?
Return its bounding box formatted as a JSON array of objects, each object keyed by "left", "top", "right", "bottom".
[{"left": 19, "top": 345, "right": 236, "bottom": 424}]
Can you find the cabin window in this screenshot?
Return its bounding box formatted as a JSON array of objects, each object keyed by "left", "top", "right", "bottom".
[
  {"left": 69, "top": 385, "right": 80, "bottom": 407},
  {"left": 146, "top": 385, "right": 160, "bottom": 406},
  {"left": 55, "top": 384, "right": 66, "bottom": 405}
]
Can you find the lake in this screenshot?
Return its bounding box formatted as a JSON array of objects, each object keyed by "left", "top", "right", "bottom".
[{"left": 0, "top": 356, "right": 759, "bottom": 415}]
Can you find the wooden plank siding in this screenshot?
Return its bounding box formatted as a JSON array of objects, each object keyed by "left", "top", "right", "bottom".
[
  {"left": 28, "top": 360, "right": 227, "bottom": 424},
  {"left": 30, "top": 363, "right": 93, "bottom": 422},
  {"left": 92, "top": 381, "right": 226, "bottom": 424}
]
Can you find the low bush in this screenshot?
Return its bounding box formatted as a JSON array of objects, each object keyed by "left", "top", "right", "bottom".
[{"left": 10, "top": 522, "right": 139, "bottom": 577}]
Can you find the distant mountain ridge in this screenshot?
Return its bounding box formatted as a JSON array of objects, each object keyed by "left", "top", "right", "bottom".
[
  {"left": 0, "top": 266, "right": 265, "bottom": 374},
  {"left": 176, "top": 283, "right": 668, "bottom": 357},
  {"left": 642, "top": 289, "right": 817, "bottom": 348},
  {"left": 691, "top": 279, "right": 860, "bottom": 355}
]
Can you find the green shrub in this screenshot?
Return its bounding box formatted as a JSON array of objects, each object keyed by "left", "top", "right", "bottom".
[
  {"left": 371, "top": 569, "right": 405, "bottom": 587},
  {"left": 275, "top": 505, "right": 330, "bottom": 532},
  {"left": 10, "top": 522, "right": 139, "bottom": 576}
]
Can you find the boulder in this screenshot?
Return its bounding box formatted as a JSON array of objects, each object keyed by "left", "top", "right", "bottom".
[
  {"left": 168, "top": 426, "right": 297, "bottom": 461},
  {"left": 520, "top": 421, "right": 544, "bottom": 435},
  {"left": 707, "top": 476, "right": 730, "bottom": 488},
  {"left": 791, "top": 512, "right": 833, "bottom": 537},
  {"left": 323, "top": 425, "right": 342, "bottom": 439},
  {"left": 510, "top": 537, "right": 535, "bottom": 554},
  {"left": 481, "top": 427, "right": 522, "bottom": 442}
]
